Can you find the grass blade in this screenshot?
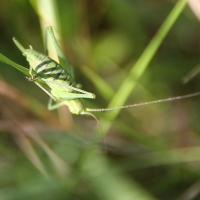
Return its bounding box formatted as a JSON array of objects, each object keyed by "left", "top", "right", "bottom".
[
  {"left": 103, "top": 0, "right": 187, "bottom": 132},
  {"left": 0, "top": 53, "right": 30, "bottom": 77}
]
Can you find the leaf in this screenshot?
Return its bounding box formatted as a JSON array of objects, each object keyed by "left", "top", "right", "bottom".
[
  {"left": 0, "top": 53, "right": 48, "bottom": 88},
  {"left": 0, "top": 53, "right": 30, "bottom": 77}
]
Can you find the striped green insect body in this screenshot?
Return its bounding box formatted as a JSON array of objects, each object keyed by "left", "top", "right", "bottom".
[
  {"left": 13, "top": 27, "right": 95, "bottom": 116},
  {"left": 12, "top": 27, "right": 200, "bottom": 119}
]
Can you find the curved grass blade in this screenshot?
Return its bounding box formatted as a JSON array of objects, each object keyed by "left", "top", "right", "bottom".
[
  {"left": 102, "top": 0, "right": 187, "bottom": 133},
  {"left": 182, "top": 63, "right": 200, "bottom": 84},
  {"left": 0, "top": 53, "right": 48, "bottom": 87},
  {"left": 0, "top": 53, "right": 30, "bottom": 77}
]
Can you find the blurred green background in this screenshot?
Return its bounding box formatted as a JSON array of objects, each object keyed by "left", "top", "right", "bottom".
[{"left": 0, "top": 0, "right": 200, "bottom": 199}]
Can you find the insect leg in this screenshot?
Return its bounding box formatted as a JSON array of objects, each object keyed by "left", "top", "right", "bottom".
[
  {"left": 45, "top": 27, "right": 49, "bottom": 56},
  {"left": 45, "top": 26, "right": 72, "bottom": 77},
  {"left": 69, "top": 65, "right": 75, "bottom": 80},
  {"left": 51, "top": 90, "right": 95, "bottom": 100},
  {"left": 34, "top": 82, "right": 56, "bottom": 101},
  {"left": 182, "top": 63, "right": 200, "bottom": 84},
  {"left": 47, "top": 98, "right": 66, "bottom": 110},
  {"left": 29, "top": 65, "right": 34, "bottom": 78},
  {"left": 42, "top": 80, "right": 95, "bottom": 98}
]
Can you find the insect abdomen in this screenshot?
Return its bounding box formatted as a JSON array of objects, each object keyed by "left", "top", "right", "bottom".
[{"left": 25, "top": 49, "right": 75, "bottom": 90}]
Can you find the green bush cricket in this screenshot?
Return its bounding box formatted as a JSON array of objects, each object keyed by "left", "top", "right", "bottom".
[{"left": 10, "top": 26, "right": 200, "bottom": 121}]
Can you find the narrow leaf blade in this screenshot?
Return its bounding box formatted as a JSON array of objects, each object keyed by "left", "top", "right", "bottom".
[{"left": 0, "top": 53, "right": 30, "bottom": 77}]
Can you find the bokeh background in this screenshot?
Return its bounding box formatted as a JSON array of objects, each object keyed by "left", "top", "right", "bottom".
[{"left": 0, "top": 0, "right": 200, "bottom": 199}]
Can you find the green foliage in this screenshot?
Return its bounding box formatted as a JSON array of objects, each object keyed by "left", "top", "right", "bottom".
[
  {"left": 0, "top": 53, "right": 29, "bottom": 76},
  {"left": 0, "top": 0, "right": 200, "bottom": 200}
]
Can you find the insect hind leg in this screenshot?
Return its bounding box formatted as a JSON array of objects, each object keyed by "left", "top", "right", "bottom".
[{"left": 45, "top": 26, "right": 72, "bottom": 76}]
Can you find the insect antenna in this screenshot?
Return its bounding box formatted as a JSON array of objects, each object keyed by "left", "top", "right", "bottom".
[
  {"left": 83, "top": 111, "right": 107, "bottom": 152},
  {"left": 86, "top": 91, "right": 200, "bottom": 112}
]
